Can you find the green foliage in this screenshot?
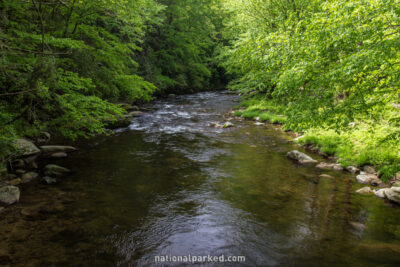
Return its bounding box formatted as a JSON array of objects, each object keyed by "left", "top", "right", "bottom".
[
  {"left": 0, "top": 0, "right": 228, "bottom": 158},
  {"left": 258, "top": 112, "right": 287, "bottom": 124},
  {"left": 222, "top": 0, "right": 400, "bottom": 179}
]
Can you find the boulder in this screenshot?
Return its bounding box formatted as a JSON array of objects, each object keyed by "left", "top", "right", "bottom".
[
  {"left": 254, "top": 122, "right": 264, "bottom": 126},
  {"left": 319, "top": 174, "right": 334, "bottom": 179},
  {"left": 223, "top": 122, "right": 234, "bottom": 128},
  {"left": 385, "top": 187, "right": 400, "bottom": 204},
  {"left": 346, "top": 166, "right": 360, "bottom": 174},
  {"left": 8, "top": 178, "right": 22, "bottom": 186},
  {"left": 40, "top": 145, "right": 77, "bottom": 154},
  {"left": 128, "top": 111, "right": 143, "bottom": 117},
  {"left": 21, "top": 172, "right": 39, "bottom": 183},
  {"left": 0, "top": 186, "right": 20, "bottom": 205},
  {"left": 209, "top": 122, "right": 223, "bottom": 128},
  {"left": 316, "top": 162, "right": 343, "bottom": 171},
  {"left": 356, "top": 187, "right": 373, "bottom": 194},
  {"left": 363, "top": 165, "right": 377, "bottom": 174},
  {"left": 50, "top": 152, "right": 68, "bottom": 158},
  {"left": 24, "top": 155, "right": 38, "bottom": 169},
  {"left": 41, "top": 176, "right": 57, "bottom": 185},
  {"left": 374, "top": 188, "right": 388, "bottom": 199},
  {"left": 356, "top": 172, "right": 380, "bottom": 185},
  {"left": 44, "top": 164, "right": 70, "bottom": 177},
  {"left": 287, "top": 150, "right": 318, "bottom": 164},
  {"left": 12, "top": 139, "right": 40, "bottom": 157},
  {"left": 106, "top": 116, "right": 131, "bottom": 129}
]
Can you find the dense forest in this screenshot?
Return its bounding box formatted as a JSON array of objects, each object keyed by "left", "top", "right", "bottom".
[{"left": 1, "top": 0, "right": 400, "bottom": 179}]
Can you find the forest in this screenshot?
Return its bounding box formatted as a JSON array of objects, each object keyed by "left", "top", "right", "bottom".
[{"left": 1, "top": 0, "right": 400, "bottom": 179}]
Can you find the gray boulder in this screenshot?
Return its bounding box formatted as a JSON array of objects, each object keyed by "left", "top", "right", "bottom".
[
  {"left": 356, "top": 187, "right": 373, "bottom": 194},
  {"left": 40, "top": 145, "right": 77, "bottom": 154},
  {"left": 41, "top": 176, "right": 57, "bottom": 185},
  {"left": 346, "top": 166, "right": 360, "bottom": 174},
  {"left": 0, "top": 186, "right": 20, "bottom": 205},
  {"left": 128, "top": 111, "right": 143, "bottom": 117},
  {"left": 385, "top": 187, "right": 400, "bottom": 204},
  {"left": 12, "top": 139, "right": 40, "bottom": 157},
  {"left": 363, "top": 165, "right": 377, "bottom": 174},
  {"left": 316, "top": 162, "right": 343, "bottom": 171},
  {"left": 21, "top": 172, "right": 39, "bottom": 183},
  {"left": 287, "top": 150, "right": 318, "bottom": 164},
  {"left": 44, "top": 164, "right": 70, "bottom": 177},
  {"left": 356, "top": 172, "right": 381, "bottom": 185},
  {"left": 374, "top": 188, "right": 388, "bottom": 199}
]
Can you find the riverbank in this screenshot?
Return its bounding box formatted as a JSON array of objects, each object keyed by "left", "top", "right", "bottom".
[{"left": 228, "top": 95, "right": 400, "bottom": 204}]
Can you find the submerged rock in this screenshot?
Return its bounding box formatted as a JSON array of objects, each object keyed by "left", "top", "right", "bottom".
[
  {"left": 209, "top": 122, "right": 223, "bottom": 128},
  {"left": 21, "top": 172, "right": 39, "bottom": 183},
  {"left": 40, "top": 145, "right": 77, "bottom": 154},
  {"left": 44, "top": 164, "right": 70, "bottom": 177},
  {"left": 346, "top": 166, "right": 360, "bottom": 174},
  {"left": 42, "top": 176, "right": 57, "bottom": 185},
  {"left": 385, "top": 187, "right": 400, "bottom": 204},
  {"left": 356, "top": 187, "right": 373, "bottom": 194},
  {"left": 316, "top": 162, "right": 343, "bottom": 171},
  {"left": 50, "top": 152, "right": 68, "bottom": 158},
  {"left": 0, "top": 185, "right": 20, "bottom": 205},
  {"left": 12, "top": 138, "right": 40, "bottom": 157},
  {"left": 287, "top": 150, "right": 318, "bottom": 164},
  {"left": 319, "top": 174, "right": 334, "bottom": 179}
]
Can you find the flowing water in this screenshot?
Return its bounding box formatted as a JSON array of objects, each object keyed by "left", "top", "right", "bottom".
[{"left": 1, "top": 92, "right": 400, "bottom": 266}]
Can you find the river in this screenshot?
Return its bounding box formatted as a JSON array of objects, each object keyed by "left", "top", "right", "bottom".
[{"left": 1, "top": 91, "right": 400, "bottom": 266}]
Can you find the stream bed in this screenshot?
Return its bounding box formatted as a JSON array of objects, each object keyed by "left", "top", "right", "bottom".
[{"left": 1, "top": 91, "right": 400, "bottom": 266}]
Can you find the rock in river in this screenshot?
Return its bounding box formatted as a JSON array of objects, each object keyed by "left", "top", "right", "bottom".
[
  {"left": 42, "top": 176, "right": 57, "bottom": 185},
  {"left": 385, "top": 187, "right": 400, "bottom": 204},
  {"left": 356, "top": 187, "right": 373, "bottom": 194},
  {"left": 223, "top": 122, "right": 234, "bottom": 128},
  {"left": 287, "top": 150, "right": 318, "bottom": 164},
  {"left": 316, "top": 162, "right": 343, "bottom": 171},
  {"left": 356, "top": 172, "right": 382, "bottom": 186},
  {"left": 346, "top": 166, "right": 360, "bottom": 174},
  {"left": 12, "top": 138, "right": 40, "bottom": 157},
  {"left": 44, "top": 164, "right": 70, "bottom": 177},
  {"left": 40, "top": 145, "right": 77, "bottom": 154},
  {"left": 374, "top": 188, "right": 388, "bottom": 199},
  {"left": 21, "top": 172, "right": 39, "bottom": 183},
  {"left": 0, "top": 186, "right": 20, "bottom": 205}
]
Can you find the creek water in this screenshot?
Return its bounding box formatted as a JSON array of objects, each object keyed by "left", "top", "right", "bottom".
[{"left": 1, "top": 92, "right": 400, "bottom": 266}]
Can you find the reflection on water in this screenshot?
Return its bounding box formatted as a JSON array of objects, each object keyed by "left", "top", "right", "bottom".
[{"left": 1, "top": 92, "right": 400, "bottom": 266}]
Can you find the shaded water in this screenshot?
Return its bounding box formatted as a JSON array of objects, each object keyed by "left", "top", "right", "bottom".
[{"left": 2, "top": 92, "right": 400, "bottom": 266}]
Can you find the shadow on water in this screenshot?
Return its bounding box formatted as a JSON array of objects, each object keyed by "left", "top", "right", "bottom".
[{"left": 1, "top": 92, "right": 400, "bottom": 266}]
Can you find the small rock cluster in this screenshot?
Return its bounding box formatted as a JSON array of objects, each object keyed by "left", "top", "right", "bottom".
[
  {"left": 286, "top": 150, "right": 400, "bottom": 205},
  {"left": 0, "top": 136, "right": 75, "bottom": 207}
]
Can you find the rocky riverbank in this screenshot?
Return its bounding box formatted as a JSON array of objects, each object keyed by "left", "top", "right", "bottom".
[{"left": 225, "top": 108, "right": 400, "bottom": 206}]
